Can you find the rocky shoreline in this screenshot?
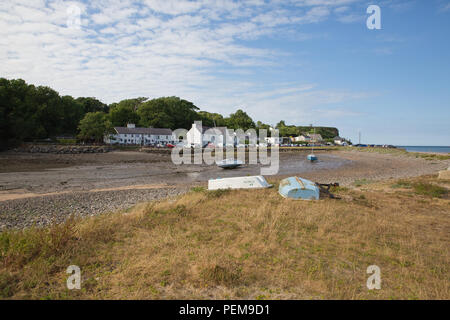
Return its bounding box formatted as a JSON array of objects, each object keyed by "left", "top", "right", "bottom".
[
  {"left": 13, "top": 144, "right": 112, "bottom": 154},
  {"left": 0, "top": 187, "right": 188, "bottom": 230}
]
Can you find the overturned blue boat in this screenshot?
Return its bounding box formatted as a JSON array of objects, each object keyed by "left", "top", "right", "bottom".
[
  {"left": 278, "top": 176, "right": 320, "bottom": 200},
  {"left": 307, "top": 154, "right": 318, "bottom": 161}
]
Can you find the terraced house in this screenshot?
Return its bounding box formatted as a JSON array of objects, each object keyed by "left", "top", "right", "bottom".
[{"left": 104, "top": 123, "right": 175, "bottom": 146}]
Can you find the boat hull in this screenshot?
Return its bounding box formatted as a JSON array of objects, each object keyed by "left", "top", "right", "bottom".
[
  {"left": 278, "top": 176, "right": 320, "bottom": 200},
  {"left": 307, "top": 154, "right": 318, "bottom": 161},
  {"left": 208, "top": 175, "right": 272, "bottom": 190},
  {"left": 216, "top": 159, "right": 244, "bottom": 169}
]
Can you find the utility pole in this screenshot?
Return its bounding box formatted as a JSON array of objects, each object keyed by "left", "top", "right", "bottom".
[{"left": 358, "top": 131, "right": 361, "bottom": 145}]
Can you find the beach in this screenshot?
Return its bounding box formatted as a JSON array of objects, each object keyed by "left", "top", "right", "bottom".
[{"left": 0, "top": 148, "right": 448, "bottom": 230}]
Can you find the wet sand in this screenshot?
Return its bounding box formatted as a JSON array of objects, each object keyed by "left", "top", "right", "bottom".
[
  {"left": 0, "top": 149, "right": 447, "bottom": 196},
  {"left": 0, "top": 149, "right": 448, "bottom": 230}
]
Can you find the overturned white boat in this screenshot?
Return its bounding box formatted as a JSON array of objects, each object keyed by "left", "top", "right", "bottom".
[{"left": 208, "top": 175, "right": 272, "bottom": 190}]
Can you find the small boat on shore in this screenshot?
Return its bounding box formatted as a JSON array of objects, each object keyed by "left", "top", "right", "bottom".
[
  {"left": 216, "top": 159, "right": 244, "bottom": 169},
  {"left": 307, "top": 127, "right": 318, "bottom": 162},
  {"left": 278, "top": 176, "right": 320, "bottom": 200},
  {"left": 208, "top": 175, "right": 272, "bottom": 190}
]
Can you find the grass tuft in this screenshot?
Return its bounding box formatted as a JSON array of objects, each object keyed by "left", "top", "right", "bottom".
[
  {"left": 201, "top": 264, "right": 241, "bottom": 286},
  {"left": 206, "top": 189, "right": 231, "bottom": 199},
  {"left": 391, "top": 179, "right": 412, "bottom": 189},
  {"left": 353, "top": 179, "right": 373, "bottom": 187}
]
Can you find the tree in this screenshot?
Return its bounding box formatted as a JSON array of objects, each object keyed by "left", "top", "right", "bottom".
[
  {"left": 34, "top": 86, "right": 66, "bottom": 137},
  {"left": 109, "top": 97, "right": 147, "bottom": 111},
  {"left": 109, "top": 104, "right": 140, "bottom": 127},
  {"left": 76, "top": 97, "right": 109, "bottom": 113},
  {"left": 77, "top": 112, "right": 112, "bottom": 143},
  {"left": 276, "top": 120, "right": 286, "bottom": 128},
  {"left": 256, "top": 121, "right": 270, "bottom": 130},
  {"left": 296, "top": 126, "right": 339, "bottom": 139},
  {"left": 60, "top": 95, "right": 84, "bottom": 135},
  {"left": 137, "top": 101, "right": 174, "bottom": 128},
  {"left": 225, "top": 109, "right": 255, "bottom": 131},
  {"left": 275, "top": 120, "right": 299, "bottom": 137},
  {"left": 137, "top": 97, "right": 199, "bottom": 129},
  {"left": 197, "top": 111, "right": 226, "bottom": 127},
  {"left": 0, "top": 78, "right": 38, "bottom": 148}
]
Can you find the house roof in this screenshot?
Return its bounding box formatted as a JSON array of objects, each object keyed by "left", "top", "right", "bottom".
[{"left": 114, "top": 127, "right": 172, "bottom": 135}]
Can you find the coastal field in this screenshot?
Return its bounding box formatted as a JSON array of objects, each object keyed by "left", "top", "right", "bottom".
[
  {"left": 0, "top": 173, "right": 449, "bottom": 299},
  {"left": 0, "top": 148, "right": 449, "bottom": 299}
]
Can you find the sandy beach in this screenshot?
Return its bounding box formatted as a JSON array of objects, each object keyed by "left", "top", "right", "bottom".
[{"left": 0, "top": 149, "right": 448, "bottom": 230}]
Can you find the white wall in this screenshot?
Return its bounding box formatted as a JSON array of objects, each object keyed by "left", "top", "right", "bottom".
[{"left": 106, "top": 133, "right": 176, "bottom": 145}]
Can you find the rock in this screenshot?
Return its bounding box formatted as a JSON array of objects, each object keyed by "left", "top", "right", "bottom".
[{"left": 15, "top": 144, "right": 111, "bottom": 154}]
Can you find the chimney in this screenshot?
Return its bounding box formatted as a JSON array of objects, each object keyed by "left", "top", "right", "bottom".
[{"left": 127, "top": 123, "right": 135, "bottom": 128}]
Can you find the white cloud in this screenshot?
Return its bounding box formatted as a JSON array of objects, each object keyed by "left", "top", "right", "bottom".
[
  {"left": 440, "top": 2, "right": 450, "bottom": 12},
  {"left": 0, "top": 0, "right": 371, "bottom": 124}
]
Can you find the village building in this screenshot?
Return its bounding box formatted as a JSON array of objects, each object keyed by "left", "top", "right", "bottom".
[
  {"left": 104, "top": 123, "right": 175, "bottom": 146},
  {"left": 333, "top": 136, "right": 347, "bottom": 146},
  {"left": 186, "top": 121, "right": 236, "bottom": 147},
  {"left": 308, "top": 133, "right": 323, "bottom": 143},
  {"left": 264, "top": 136, "right": 281, "bottom": 146},
  {"left": 293, "top": 135, "right": 311, "bottom": 142}
]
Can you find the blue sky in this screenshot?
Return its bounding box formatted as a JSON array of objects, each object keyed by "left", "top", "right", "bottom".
[{"left": 1, "top": 0, "right": 449, "bottom": 145}]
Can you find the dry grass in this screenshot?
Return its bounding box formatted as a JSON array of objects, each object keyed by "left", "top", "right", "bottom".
[{"left": 0, "top": 175, "right": 449, "bottom": 300}]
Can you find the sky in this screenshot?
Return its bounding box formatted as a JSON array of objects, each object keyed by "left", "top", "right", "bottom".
[{"left": 1, "top": 0, "right": 449, "bottom": 145}]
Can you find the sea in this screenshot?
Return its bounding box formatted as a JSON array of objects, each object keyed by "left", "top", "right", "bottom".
[{"left": 396, "top": 146, "right": 450, "bottom": 154}]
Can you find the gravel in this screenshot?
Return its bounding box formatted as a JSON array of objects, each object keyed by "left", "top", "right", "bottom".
[{"left": 0, "top": 187, "right": 188, "bottom": 231}]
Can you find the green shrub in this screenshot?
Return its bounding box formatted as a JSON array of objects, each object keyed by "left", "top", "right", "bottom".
[
  {"left": 412, "top": 183, "right": 448, "bottom": 198},
  {"left": 191, "top": 186, "right": 205, "bottom": 193}
]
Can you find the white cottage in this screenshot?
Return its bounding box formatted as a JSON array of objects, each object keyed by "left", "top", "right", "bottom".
[
  {"left": 293, "top": 135, "right": 311, "bottom": 142},
  {"left": 186, "top": 121, "right": 235, "bottom": 148},
  {"left": 263, "top": 127, "right": 281, "bottom": 146},
  {"left": 105, "top": 124, "right": 175, "bottom": 146}
]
